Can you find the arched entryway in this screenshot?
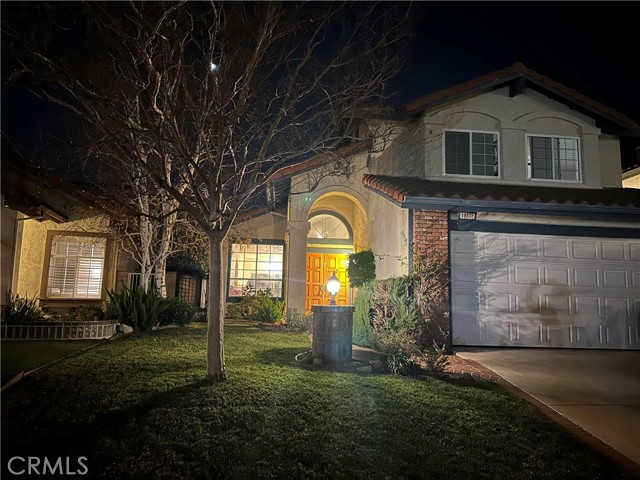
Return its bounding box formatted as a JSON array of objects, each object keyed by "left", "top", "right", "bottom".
[
  {"left": 305, "top": 211, "right": 353, "bottom": 311},
  {"left": 302, "top": 190, "right": 368, "bottom": 312}
]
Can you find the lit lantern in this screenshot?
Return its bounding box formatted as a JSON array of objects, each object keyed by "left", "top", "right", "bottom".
[{"left": 326, "top": 270, "right": 340, "bottom": 305}]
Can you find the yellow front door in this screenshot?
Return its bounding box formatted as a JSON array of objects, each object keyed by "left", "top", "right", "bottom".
[{"left": 305, "top": 253, "right": 350, "bottom": 312}]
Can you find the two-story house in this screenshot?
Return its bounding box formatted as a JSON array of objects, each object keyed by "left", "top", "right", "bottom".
[{"left": 233, "top": 63, "right": 640, "bottom": 350}]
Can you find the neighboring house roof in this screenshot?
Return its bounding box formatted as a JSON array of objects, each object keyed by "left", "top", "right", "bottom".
[
  {"left": 403, "top": 62, "right": 640, "bottom": 136},
  {"left": 363, "top": 174, "right": 640, "bottom": 216},
  {"left": 1, "top": 138, "right": 115, "bottom": 221}
]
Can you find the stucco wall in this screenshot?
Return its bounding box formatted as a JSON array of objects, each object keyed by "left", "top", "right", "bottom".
[
  {"left": 15, "top": 212, "right": 117, "bottom": 305},
  {"left": 395, "top": 87, "right": 620, "bottom": 189},
  {"left": 369, "top": 119, "right": 425, "bottom": 177},
  {"left": 232, "top": 212, "right": 288, "bottom": 241},
  {"left": 622, "top": 167, "right": 640, "bottom": 189},
  {"left": 367, "top": 192, "right": 408, "bottom": 279},
  {"left": 1, "top": 208, "right": 18, "bottom": 304}
]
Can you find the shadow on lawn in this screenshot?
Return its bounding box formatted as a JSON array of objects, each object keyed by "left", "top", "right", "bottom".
[
  {"left": 255, "top": 347, "right": 310, "bottom": 368},
  {"left": 2, "top": 378, "right": 214, "bottom": 463}
]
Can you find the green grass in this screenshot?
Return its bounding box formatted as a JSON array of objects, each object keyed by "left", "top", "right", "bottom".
[
  {"left": 1, "top": 339, "right": 99, "bottom": 384},
  {"left": 1, "top": 324, "right": 631, "bottom": 479}
]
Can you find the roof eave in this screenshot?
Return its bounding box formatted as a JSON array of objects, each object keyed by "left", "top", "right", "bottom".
[{"left": 401, "top": 196, "right": 640, "bottom": 218}]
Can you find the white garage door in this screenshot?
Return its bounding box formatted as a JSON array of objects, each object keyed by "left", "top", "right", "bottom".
[{"left": 450, "top": 231, "right": 640, "bottom": 349}]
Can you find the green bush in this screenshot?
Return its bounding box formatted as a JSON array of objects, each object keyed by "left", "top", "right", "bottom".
[
  {"left": 352, "top": 281, "right": 376, "bottom": 347},
  {"left": 107, "top": 286, "right": 167, "bottom": 332},
  {"left": 285, "top": 309, "right": 312, "bottom": 332},
  {"left": 256, "top": 296, "right": 285, "bottom": 324},
  {"left": 226, "top": 286, "right": 278, "bottom": 321},
  {"left": 347, "top": 250, "right": 376, "bottom": 287},
  {"left": 2, "top": 292, "right": 43, "bottom": 324},
  {"left": 158, "top": 297, "right": 198, "bottom": 326},
  {"left": 386, "top": 351, "right": 418, "bottom": 376}
]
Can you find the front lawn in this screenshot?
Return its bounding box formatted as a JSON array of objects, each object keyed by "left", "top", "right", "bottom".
[
  {"left": 1, "top": 324, "right": 630, "bottom": 479},
  {"left": 1, "top": 339, "right": 99, "bottom": 385}
]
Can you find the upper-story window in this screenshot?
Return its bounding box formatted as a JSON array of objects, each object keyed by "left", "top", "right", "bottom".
[
  {"left": 444, "top": 130, "right": 499, "bottom": 177},
  {"left": 527, "top": 135, "right": 580, "bottom": 182}
]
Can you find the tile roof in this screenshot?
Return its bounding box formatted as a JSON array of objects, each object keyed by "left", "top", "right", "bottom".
[
  {"left": 271, "top": 140, "right": 371, "bottom": 180},
  {"left": 403, "top": 63, "right": 639, "bottom": 131},
  {"left": 362, "top": 174, "right": 640, "bottom": 211}
]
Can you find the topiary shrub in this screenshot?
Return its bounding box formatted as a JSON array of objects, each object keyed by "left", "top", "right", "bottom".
[
  {"left": 347, "top": 249, "right": 376, "bottom": 287},
  {"left": 158, "top": 297, "right": 198, "bottom": 326}
]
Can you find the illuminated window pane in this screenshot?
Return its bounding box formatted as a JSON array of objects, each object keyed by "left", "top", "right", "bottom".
[
  {"left": 308, "top": 214, "right": 351, "bottom": 240},
  {"left": 47, "top": 236, "right": 106, "bottom": 299},
  {"left": 227, "top": 242, "right": 284, "bottom": 298}
]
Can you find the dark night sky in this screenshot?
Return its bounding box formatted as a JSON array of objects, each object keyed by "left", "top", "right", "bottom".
[
  {"left": 388, "top": 2, "right": 640, "bottom": 169},
  {"left": 2, "top": 1, "right": 639, "bottom": 169}
]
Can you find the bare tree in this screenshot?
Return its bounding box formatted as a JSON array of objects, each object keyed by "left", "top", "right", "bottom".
[{"left": 4, "top": 1, "right": 415, "bottom": 380}]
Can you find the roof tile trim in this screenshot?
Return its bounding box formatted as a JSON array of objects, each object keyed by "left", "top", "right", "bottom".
[{"left": 362, "top": 174, "right": 640, "bottom": 209}]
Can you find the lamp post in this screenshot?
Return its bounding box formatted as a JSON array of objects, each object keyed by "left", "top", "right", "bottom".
[
  {"left": 326, "top": 270, "right": 340, "bottom": 305},
  {"left": 311, "top": 270, "right": 353, "bottom": 364}
]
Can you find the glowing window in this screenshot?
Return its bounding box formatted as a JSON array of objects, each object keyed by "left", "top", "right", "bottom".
[
  {"left": 228, "top": 242, "right": 284, "bottom": 298},
  {"left": 308, "top": 214, "right": 351, "bottom": 240},
  {"left": 46, "top": 235, "right": 106, "bottom": 298}
]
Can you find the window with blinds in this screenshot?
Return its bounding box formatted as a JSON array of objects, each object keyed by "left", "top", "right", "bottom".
[
  {"left": 46, "top": 235, "right": 107, "bottom": 298},
  {"left": 527, "top": 135, "right": 580, "bottom": 181}
]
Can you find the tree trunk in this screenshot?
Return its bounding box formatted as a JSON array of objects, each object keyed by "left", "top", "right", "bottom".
[
  {"left": 154, "top": 257, "right": 167, "bottom": 297},
  {"left": 206, "top": 233, "right": 226, "bottom": 381}
]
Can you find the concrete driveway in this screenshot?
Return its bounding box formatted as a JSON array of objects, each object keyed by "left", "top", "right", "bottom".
[{"left": 455, "top": 348, "right": 640, "bottom": 467}]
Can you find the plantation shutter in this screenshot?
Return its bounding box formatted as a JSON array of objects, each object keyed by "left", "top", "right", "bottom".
[{"left": 47, "top": 236, "right": 107, "bottom": 298}]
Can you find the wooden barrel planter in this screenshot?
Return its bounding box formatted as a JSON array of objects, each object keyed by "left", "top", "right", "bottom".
[
  {"left": 311, "top": 305, "right": 355, "bottom": 363},
  {"left": 1, "top": 320, "right": 119, "bottom": 340}
]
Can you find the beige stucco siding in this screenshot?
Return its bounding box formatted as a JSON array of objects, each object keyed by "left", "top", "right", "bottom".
[
  {"left": 15, "top": 213, "right": 117, "bottom": 305},
  {"left": 598, "top": 135, "right": 623, "bottom": 187},
  {"left": 1, "top": 208, "right": 18, "bottom": 304},
  {"left": 622, "top": 167, "right": 640, "bottom": 189},
  {"left": 416, "top": 87, "right": 618, "bottom": 188},
  {"left": 367, "top": 192, "right": 408, "bottom": 279},
  {"left": 233, "top": 212, "right": 288, "bottom": 241}
]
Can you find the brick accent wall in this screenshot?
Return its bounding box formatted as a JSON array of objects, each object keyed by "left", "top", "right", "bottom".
[{"left": 413, "top": 209, "right": 448, "bottom": 257}]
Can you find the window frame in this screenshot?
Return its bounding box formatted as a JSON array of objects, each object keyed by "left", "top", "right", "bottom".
[
  {"left": 226, "top": 239, "right": 286, "bottom": 302},
  {"left": 307, "top": 211, "right": 353, "bottom": 244},
  {"left": 442, "top": 129, "right": 501, "bottom": 178},
  {"left": 526, "top": 134, "right": 582, "bottom": 183},
  {"left": 41, "top": 232, "right": 109, "bottom": 300}
]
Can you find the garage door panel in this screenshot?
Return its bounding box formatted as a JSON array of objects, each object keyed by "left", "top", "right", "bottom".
[
  {"left": 543, "top": 238, "right": 570, "bottom": 258},
  {"left": 455, "top": 318, "right": 639, "bottom": 349},
  {"left": 574, "top": 268, "right": 599, "bottom": 287},
  {"left": 601, "top": 242, "right": 626, "bottom": 260},
  {"left": 544, "top": 267, "right": 570, "bottom": 285},
  {"left": 513, "top": 237, "right": 540, "bottom": 257},
  {"left": 514, "top": 266, "right": 540, "bottom": 284},
  {"left": 481, "top": 234, "right": 509, "bottom": 255},
  {"left": 451, "top": 231, "right": 640, "bottom": 350},
  {"left": 603, "top": 270, "right": 628, "bottom": 288},
  {"left": 572, "top": 241, "right": 598, "bottom": 259}
]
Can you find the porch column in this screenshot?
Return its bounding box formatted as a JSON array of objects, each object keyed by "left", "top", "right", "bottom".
[{"left": 286, "top": 220, "right": 310, "bottom": 313}]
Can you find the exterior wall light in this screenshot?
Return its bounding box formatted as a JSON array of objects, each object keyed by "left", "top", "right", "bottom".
[{"left": 326, "top": 270, "right": 340, "bottom": 305}]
